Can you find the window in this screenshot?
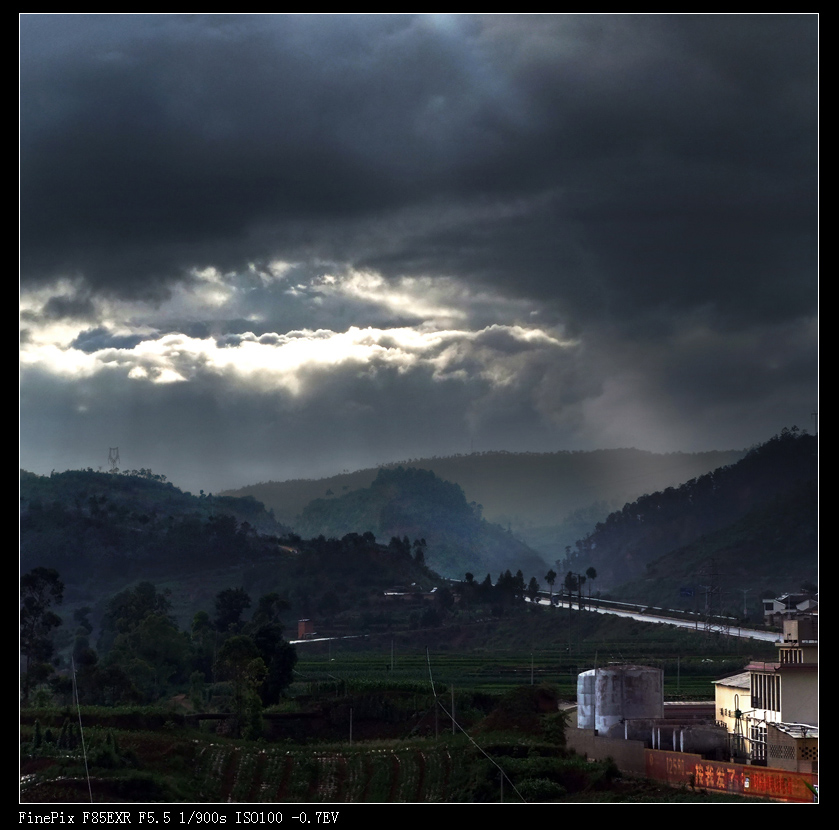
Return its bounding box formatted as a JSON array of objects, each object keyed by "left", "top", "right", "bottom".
[
  {"left": 750, "top": 673, "right": 780, "bottom": 713},
  {"left": 750, "top": 725, "right": 767, "bottom": 761}
]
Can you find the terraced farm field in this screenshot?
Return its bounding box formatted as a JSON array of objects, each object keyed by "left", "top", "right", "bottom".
[{"left": 191, "top": 740, "right": 458, "bottom": 801}]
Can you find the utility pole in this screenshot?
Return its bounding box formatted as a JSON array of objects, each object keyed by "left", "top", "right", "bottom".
[
  {"left": 568, "top": 602, "right": 572, "bottom": 656},
  {"left": 740, "top": 588, "right": 751, "bottom": 618},
  {"left": 698, "top": 558, "right": 728, "bottom": 636}
]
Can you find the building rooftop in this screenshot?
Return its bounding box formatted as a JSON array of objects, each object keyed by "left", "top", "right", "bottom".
[
  {"left": 746, "top": 661, "right": 817, "bottom": 674},
  {"left": 771, "top": 722, "right": 818, "bottom": 738},
  {"left": 712, "top": 671, "right": 750, "bottom": 689}
]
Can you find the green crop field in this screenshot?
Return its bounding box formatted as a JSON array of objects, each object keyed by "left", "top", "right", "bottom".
[
  {"left": 21, "top": 606, "right": 778, "bottom": 803},
  {"left": 290, "top": 605, "right": 773, "bottom": 702}
]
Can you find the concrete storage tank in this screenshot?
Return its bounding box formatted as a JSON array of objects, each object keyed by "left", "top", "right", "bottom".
[{"left": 577, "top": 665, "right": 663, "bottom": 734}]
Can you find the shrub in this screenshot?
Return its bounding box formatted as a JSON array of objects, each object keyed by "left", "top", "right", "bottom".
[{"left": 517, "top": 777, "right": 567, "bottom": 802}]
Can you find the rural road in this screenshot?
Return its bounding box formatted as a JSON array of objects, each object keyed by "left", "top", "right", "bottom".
[{"left": 529, "top": 597, "right": 779, "bottom": 643}]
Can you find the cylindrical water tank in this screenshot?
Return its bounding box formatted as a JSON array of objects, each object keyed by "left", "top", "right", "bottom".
[{"left": 577, "top": 664, "right": 663, "bottom": 733}]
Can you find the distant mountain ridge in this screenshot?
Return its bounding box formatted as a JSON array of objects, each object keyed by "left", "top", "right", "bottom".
[
  {"left": 18, "top": 430, "right": 815, "bottom": 624},
  {"left": 222, "top": 447, "right": 745, "bottom": 531}
]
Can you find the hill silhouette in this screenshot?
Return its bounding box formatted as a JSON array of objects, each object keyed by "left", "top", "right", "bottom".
[
  {"left": 222, "top": 447, "right": 744, "bottom": 562},
  {"left": 20, "top": 468, "right": 448, "bottom": 634},
  {"left": 565, "top": 429, "right": 817, "bottom": 599},
  {"left": 612, "top": 478, "right": 817, "bottom": 612},
  {"left": 295, "top": 466, "right": 548, "bottom": 580},
  {"left": 20, "top": 469, "right": 290, "bottom": 591}
]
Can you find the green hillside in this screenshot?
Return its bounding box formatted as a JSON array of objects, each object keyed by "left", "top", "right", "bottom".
[
  {"left": 20, "top": 469, "right": 290, "bottom": 598},
  {"left": 566, "top": 429, "right": 817, "bottom": 599},
  {"left": 294, "top": 466, "right": 549, "bottom": 579},
  {"left": 611, "top": 479, "right": 817, "bottom": 614}
]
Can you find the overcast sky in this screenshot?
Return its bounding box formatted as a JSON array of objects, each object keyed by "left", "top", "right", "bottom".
[{"left": 20, "top": 14, "right": 817, "bottom": 494}]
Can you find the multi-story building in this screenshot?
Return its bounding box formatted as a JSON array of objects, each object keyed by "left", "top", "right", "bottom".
[
  {"left": 713, "top": 670, "right": 751, "bottom": 760},
  {"left": 762, "top": 593, "right": 818, "bottom": 626},
  {"left": 714, "top": 616, "right": 817, "bottom": 771}
]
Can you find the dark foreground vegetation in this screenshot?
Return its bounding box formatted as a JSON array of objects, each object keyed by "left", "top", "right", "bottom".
[
  {"left": 20, "top": 683, "right": 763, "bottom": 803},
  {"left": 21, "top": 597, "right": 776, "bottom": 803}
]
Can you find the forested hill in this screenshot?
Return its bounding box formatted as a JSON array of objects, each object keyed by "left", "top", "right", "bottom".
[
  {"left": 295, "top": 466, "right": 548, "bottom": 580},
  {"left": 613, "top": 477, "right": 817, "bottom": 609},
  {"left": 20, "top": 468, "right": 451, "bottom": 631},
  {"left": 20, "top": 468, "right": 290, "bottom": 588},
  {"left": 566, "top": 429, "right": 817, "bottom": 592}
]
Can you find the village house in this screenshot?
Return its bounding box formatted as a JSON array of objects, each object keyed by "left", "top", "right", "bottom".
[{"left": 714, "top": 616, "right": 817, "bottom": 772}]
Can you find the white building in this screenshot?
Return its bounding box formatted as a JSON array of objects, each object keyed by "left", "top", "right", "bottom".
[{"left": 714, "top": 616, "right": 817, "bottom": 770}]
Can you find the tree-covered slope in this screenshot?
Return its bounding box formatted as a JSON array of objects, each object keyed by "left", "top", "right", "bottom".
[
  {"left": 20, "top": 468, "right": 450, "bottom": 634},
  {"left": 611, "top": 478, "right": 817, "bottom": 612},
  {"left": 565, "top": 429, "right": 817, "bottom": 591},
  {"left": 295, "top": 466, "right": 548, "bottom": 580},
  {"left": 20, "top": 469, "right": 290, "bottom": 589}
]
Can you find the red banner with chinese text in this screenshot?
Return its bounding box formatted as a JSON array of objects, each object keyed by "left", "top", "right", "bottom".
[{"left": 645, "top": 749, "right": 816, "bottom": 802}]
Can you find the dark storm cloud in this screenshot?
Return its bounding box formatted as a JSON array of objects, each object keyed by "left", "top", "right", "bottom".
[
  {"left": 369, "top": 15, "right": 817, "bottom": 325},
  {"left": 21, "top": 14, "right": 497, "bottom": 296},
  {"left": 653, "top": 318, "right": 818, "bottom": 408},
  {"left": 71, "top": 326, "right": 148, "bottom": 353},
  {"left": 20, "top": 15, "right": 817, "bottom": 490},
  {"left": 41, "top": 289, "right": 97, "bottom": 321},
  {"left": 21, "top": 14, "right": 816, "bottom": 327}
]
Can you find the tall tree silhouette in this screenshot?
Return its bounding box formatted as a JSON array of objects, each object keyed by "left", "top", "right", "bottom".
[{"left": 21, "top": 567, "right": 64, "bottom": 705}]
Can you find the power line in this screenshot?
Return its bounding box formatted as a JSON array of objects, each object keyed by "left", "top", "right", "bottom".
[{"left": 425, "top": 647, "right": 527, "bottom": 803}]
